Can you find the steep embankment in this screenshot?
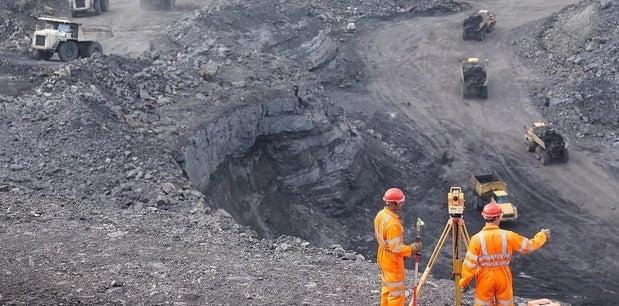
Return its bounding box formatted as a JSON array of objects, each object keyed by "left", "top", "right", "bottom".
[{"left": 514, "top": 0, "right": 618, "bottom": 164}]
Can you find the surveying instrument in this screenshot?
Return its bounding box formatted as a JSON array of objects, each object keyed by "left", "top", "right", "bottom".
[{"left": 416, "top": 187, "right": 471, "bottom": 306}]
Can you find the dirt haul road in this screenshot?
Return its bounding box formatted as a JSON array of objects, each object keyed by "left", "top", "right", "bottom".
[
  {"left": 75, "top": 0, "right": 194, "bottom": 55},
  {"left": 335, "top": 0, "right": 619, "bottom": 304}
]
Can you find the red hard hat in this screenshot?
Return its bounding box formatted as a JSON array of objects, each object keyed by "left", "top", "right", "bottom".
[
  {"left": 482, "top": 201, "right": 502, "bottom": 218},
  {"left": 383, "top": 188, "right": 405, "bottom": 204}
]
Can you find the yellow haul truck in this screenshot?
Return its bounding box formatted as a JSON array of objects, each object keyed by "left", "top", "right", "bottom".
[
  {"left": 462, "top": 10, "right": 496, "bottom": 41},
  {"left": 468, "top": 173, "right": 518, "bottom": 221},
  {"left": 524, "top": 122, "right": 569, "bottom": 165}
]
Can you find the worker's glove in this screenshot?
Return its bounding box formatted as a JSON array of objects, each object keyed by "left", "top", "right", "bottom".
[
  {"left": 541, "top": 228, "right": 551, "bottom": 240},
  {"left": 410, "top": 241, "right": 422, "bottom": 253}
]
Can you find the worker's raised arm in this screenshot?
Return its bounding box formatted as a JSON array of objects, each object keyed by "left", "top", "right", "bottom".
[
  {"left": 459, "top": 235, "right": 481, "bottom": 288},
  {"left": 384, "top": 223, "right": 413, "bottom": 257},
  {"left": 507, "top": 229, "right": 548, "bottom": 255}
]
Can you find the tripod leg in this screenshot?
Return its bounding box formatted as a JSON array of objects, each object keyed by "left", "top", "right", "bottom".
[
  {"left": 416, "top": 221, "right": 452, "bottom": 297},
  {"left": 459, "top": 224, "right": 470, "bottom": 246},
  {"left": 453, "top": 223, "right": 465, "bottom": 306},
  {"left": 460, "top": 219, "right": 471, "bottom": 244}
]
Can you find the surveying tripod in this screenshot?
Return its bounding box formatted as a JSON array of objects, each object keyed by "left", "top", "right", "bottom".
[{"left": 416, "top": 187, "right": 471, "bottom": 306}]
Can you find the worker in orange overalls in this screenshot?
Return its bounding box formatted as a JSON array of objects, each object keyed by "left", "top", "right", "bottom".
[
  {"left": 459, "top": 201, "right": 551, "bottom": 306},
  {"left": 374, "top": 188, "right": 422, "bottom": 306}
]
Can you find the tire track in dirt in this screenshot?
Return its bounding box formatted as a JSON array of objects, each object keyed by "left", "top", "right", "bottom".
[{"left": 76, "top": 0, "right": 200, "bottom": 55}]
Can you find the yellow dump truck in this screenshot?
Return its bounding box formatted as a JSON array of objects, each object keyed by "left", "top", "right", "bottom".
[
  {"left": 468, "top": 173, "right": 518, "bottom": 221},
  {"left": 463, "top": 10, "right": 496, "bottom": 41},
  {"left": 524, "top": 122, "right": 569, "bottom": 165}
]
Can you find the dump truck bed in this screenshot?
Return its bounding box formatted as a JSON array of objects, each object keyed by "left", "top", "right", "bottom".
[
  {"left": 78, "top": 25, "right": 113, "bottom": 41},
  {"left": 468, "top": 173, "right": 507, "bottom": 196}
]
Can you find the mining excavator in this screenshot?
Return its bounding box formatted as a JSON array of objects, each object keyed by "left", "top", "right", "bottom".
[
  {"left": 461, "top": 57, "right": 488, "bottom": 99},
  {"left": 463, "top": 10, "right": 496, "bottom": 41},
  {"left": 524, "top": 122, "right": 569, "bottom": 165}
]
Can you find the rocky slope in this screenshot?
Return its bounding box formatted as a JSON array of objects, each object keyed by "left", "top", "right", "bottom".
[
  {"left": 514, "top": 0, "right": 618, "bottom": 163},
  {"left": 0, "top": 0, "right": 67, "bottom": 51},
  {"left": 159, "top": 0, "right": 465, "bottom": 246}
]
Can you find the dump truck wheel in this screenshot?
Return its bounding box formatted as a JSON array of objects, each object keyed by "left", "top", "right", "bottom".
[
  {"left": 78, "top": 44, "right": 89, "bottom": 58},
  {"left": 101, "top": 0, "right": 109, "bottom": 12},
  {"left": 94, "top": 0, "right": 102, "bottom": 15},
  {"left": 479, "top": 86, "right": 488, "bottom": 99},
  {"left": 535, "top": 146, "right": 543, "bottom": 160},
  {"left": 526, "top": 139, "right": 536, "bottom": 152},
  {"left": 541, "top": 150, "right": 550, "bottom": 165},
  {"left": 477, "top": 29, "right": 486, "bottom": 41},
  {"left": 57, "top": 41, "right": 79, "bottom": 62},
  {"left": 561, "top": 149, "right": 569, "bottom": 163},
  {"left": 462, "top": 87, "right": 469, "bottom": 99},
  {"left": 536, "top": 146, "right": 550, "bottom": 165},
  {"left": 36, "top": 50, "right": 54, "bottom": 60},
  {"left": 86, "top": 42, "right": 103, "bottom": 57},
  {"left": 462, "top": 31, "right": 469, "bottom": 41}
]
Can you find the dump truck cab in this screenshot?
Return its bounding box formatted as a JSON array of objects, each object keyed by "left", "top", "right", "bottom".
[
  {"left": 70, "top": 0, "right": 109, "bottom": 17},
  {"left": 463, "top": 9, "right": 496, "bottom": 41},
  {"left": 461, "top": 57, "right": 488, "bottom": 99},
  {"left": 525, "top": 122, "right": 569, "bottom": 165},
  {"left": 468, "top": 173, "right": 518, "bottom": 222},
  {"left": 490, "top": 190, "right": 518, "bottom": 221},
  {"left": 31, "top": 17, "right": 112, "bottom": 61}
]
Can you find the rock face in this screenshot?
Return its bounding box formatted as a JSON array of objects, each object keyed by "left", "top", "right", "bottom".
[
  {"left": 0, "top": 0, "right": 67, "bottom": 51},
  {"left": 166, "top": 0, "right": 458, "bottom": 246},
  {"left": 181, "top": 83, "right": 367, "bottom": 244}
]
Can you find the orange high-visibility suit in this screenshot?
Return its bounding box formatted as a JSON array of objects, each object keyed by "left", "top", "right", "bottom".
[
  {"left": 374, "top": 208, "right": 413, "bottom": 306},
  {"left": 459, "top": 224, "right": 548, "bottom": 306}
]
